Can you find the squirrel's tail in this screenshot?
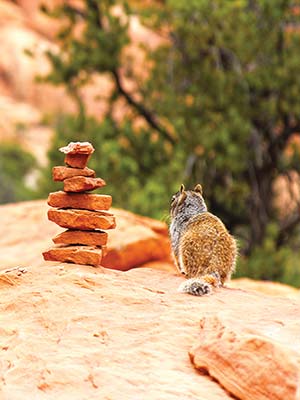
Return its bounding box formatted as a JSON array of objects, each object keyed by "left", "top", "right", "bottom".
[{"left": 178, "top": 272, "right": 221, "bottom": 296}]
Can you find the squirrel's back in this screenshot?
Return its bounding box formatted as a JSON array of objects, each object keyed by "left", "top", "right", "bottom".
[
  {"left": 179, "top": 212, "right": 237, "bottom": 282},
  {"left": 169, "top": 184, "right": 237, "bottom": 296}
]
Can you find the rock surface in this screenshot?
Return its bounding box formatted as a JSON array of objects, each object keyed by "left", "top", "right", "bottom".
[
  {"left": 43, "top": 245, "right": 104, "bottom": 267},
  {"left": 229, "top": 277, "right": 300, "bottom": 299},
  {"left": 47, "top": 191, "right": 112, "bottom": 211},
  {"left": 1, "top": 199, "right": 300, "bottom": 399},
  {"left": 48, "top": 208, "right": 116, "bottom": 230},
  {"left": 63, "top": 176, "right": 106, "bottom": 193},
  {"left": 190, "top": 315, "right": 300, "bottom": 400},
  {"left": 0, "top": 261, "right": 300, "bottom": 400},
  {"left": 102, "top": 208, "right": 172, "bottom": 270},
  {"left": 53, "top": 230, "right": 108, "bottom": 247},
  {"left": 52, "top": 166, "right": 96, "bottom": 181}
]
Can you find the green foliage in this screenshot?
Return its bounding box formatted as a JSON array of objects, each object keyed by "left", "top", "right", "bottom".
[
  {"left": 0, "top": 143, "right": 36, "bottom": 204},
  {"left": 236, "top": 224, "right": 300, "bottom": 286}
]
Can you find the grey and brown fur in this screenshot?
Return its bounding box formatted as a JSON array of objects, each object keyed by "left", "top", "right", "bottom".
[{"left": 169, "top": 184, "right": 237, "bottom": 296}]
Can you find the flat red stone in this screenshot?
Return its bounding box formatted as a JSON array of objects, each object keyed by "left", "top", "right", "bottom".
[
  {"left": 48, "top": 208, "right": 116, "bottom": 230},
  {"left": 63, "top": 176, "right": 106, "bottom": 193},
  {"left": 47, "top": 191, "right": 112, "bottom": 211},
  {"left": 52, "top": 166, "right": 96, "bottom": 181},
  {"left": 53, "top": 230, "right": 108, "bottom": 246},
  {"left": 43, "top": 245, "right": 103, "bottom": 267}
]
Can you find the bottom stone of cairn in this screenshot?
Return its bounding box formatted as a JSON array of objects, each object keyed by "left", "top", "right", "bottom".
[{"left": 43, "top": 245, "right": 105, "bottom": 267}]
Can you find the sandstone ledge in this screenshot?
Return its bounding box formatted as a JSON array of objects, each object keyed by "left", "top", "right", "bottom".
[
  {"left": 0, "top": 264, "right": 299, "bottom": 400},
  {"left": 0, "top": 200, "right": 171, "bottom": 271}
]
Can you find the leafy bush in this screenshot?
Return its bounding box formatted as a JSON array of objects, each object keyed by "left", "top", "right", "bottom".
[
  {"left": 0, "top": 142, "right": 36, "bottom": 204},
  {"left": 236, "top": 234, "right": 300, "bottom": 287}
]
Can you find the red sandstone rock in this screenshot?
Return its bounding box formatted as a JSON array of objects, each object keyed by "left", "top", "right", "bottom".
[
  {"left": 53, "top": 230, "right": 108, "bottom": 246},
  {"left": 0, "top": 251, "right": 300, "bottom": 400},
  {"left": 64, "top": 153, "right": 91, "bottom": 169},
  {"left": 101, "top": 208, "right": 172, "bottom": 270},
  {"left": 52, "top": 166, "right": 96, "bottom": 181},
  {"left": 59, "top": 142, "right": 95, "bottom": 155},
  {"left": 229, "top": 277, "right": 300, "bottom": 299},
  {"left": 63, "top": 176, "right": 106, "bottom": 193},
  {"left": 47, "top": 191, "right": 112, "bottom": 211},
  {"left": 43, "top": 245, "right": 104, "bottom": 267},
  {"left": 190, "top": 315, "right": 300, "bottom": 400},
  {"left": 0, "top": 200, "right": 172, "bottom": 271},
  {"left": 48, "top": 208, "right": 116, "bottom": 230},
  {"left": 140, "top": 261, "right": 176, "bottom": 273},
  {"left": 60, "top": 142, "right": 94, "bottom": 168}
]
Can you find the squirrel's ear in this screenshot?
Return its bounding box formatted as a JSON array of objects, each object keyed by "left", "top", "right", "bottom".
[
  {"left": 194, "top": 184, "right": 203, "bottom": 195},
  {"left": 178, "top": 190, "right": 187, "bottom": 206},
  {"left": 180, "top": 184, "right": 185, "bottom": 193}
]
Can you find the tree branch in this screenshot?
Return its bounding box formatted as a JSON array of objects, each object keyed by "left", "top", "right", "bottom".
[
  {"left": 276, "top": 170, "right": 300, "bottom": 247},
  {"left": 111, "top": 69, "right": 176, "bottom": 145},
  {"left": 85, "top": 1, "right": 176, "bottom": 145},
  {"left": 277, "top": 211, "right": 300, "bottom": 247}
]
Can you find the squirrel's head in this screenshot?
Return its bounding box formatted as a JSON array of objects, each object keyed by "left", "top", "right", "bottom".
[{"left": 170, "top": 183, "right": 207, "bottom": 219}]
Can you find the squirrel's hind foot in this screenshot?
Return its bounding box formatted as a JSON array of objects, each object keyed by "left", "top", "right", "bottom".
[{"left": 178, "top": 278, "right": 212, "bottom": 296}]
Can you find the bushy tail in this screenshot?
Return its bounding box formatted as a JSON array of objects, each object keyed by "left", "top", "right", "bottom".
[{"left": 178, "top": 272, "right": 221, "bottom": 296}]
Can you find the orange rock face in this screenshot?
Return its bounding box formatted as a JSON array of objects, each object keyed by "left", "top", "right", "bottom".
[
  {"left": 52, "top": 166, "right": 96, "bottom": 181},
  {"left": 64, "top": 153, "right": 91, "bottom": 169},
  {"left": 43, "top": 245, "right": 103, "bottom": 266},
  {"left": 190, "top": 315, "right": 300, "bottom": 400},
  {"left": 53, "top": 229, "right": 108, "bottom": 246},
  {"left": 1, "top": 253, "right": 300, "bottom": 400},
  {"left": 47, "top": 191, "right": 112, "bottom": 211},
  {"left": 59, "top": 142, "right": 95, "bottom": 168},
  {"left": 0, "top": 200, "right": 172, "bottom": 271},
  {"left": 63, "top": 176, "right": 106, "bottom": 193},
  {"left": 102, "top": 208, "right": 172, "bottom": 270},
  {"left": 48, "top": 208, "right": 116, "bottom": 230}
]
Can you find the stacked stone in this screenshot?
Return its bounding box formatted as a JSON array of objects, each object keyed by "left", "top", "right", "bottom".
[{"left": 43, "top": 142, "right": 116, "bottom": 267}]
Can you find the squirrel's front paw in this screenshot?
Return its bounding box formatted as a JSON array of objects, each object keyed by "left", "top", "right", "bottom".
[{"left": 178, "top": 279, "right": 212, "bottom": 296}]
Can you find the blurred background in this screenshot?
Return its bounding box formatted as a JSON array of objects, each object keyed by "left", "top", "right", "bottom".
[{"left": 1, "top": 0, "right": 300, "bottom": 285}]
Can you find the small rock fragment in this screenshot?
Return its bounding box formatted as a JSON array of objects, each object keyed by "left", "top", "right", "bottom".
[{"left": 59, "top": 141, "right": 95, "bottom": 155}]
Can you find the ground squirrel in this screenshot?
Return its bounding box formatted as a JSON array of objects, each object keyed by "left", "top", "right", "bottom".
[{"left": 169, "top": 184, "right": 237, "bottom": 296}]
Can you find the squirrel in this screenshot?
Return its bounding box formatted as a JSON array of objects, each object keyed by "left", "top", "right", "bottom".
[{"left": 169, "top": 184, "right": 237, "bottom": 296}]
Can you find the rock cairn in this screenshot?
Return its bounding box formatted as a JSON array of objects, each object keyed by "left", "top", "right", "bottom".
[{"left": 43, "top": 141, "right": 116, "bottom": 267}]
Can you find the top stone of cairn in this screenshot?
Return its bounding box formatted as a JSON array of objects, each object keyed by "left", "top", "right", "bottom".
[
  {"left": 59, "top": 142, "right": 95, "bottom": 169},
  {"left": 59, "top": 141, "right": 95, "bottom": 155}
]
